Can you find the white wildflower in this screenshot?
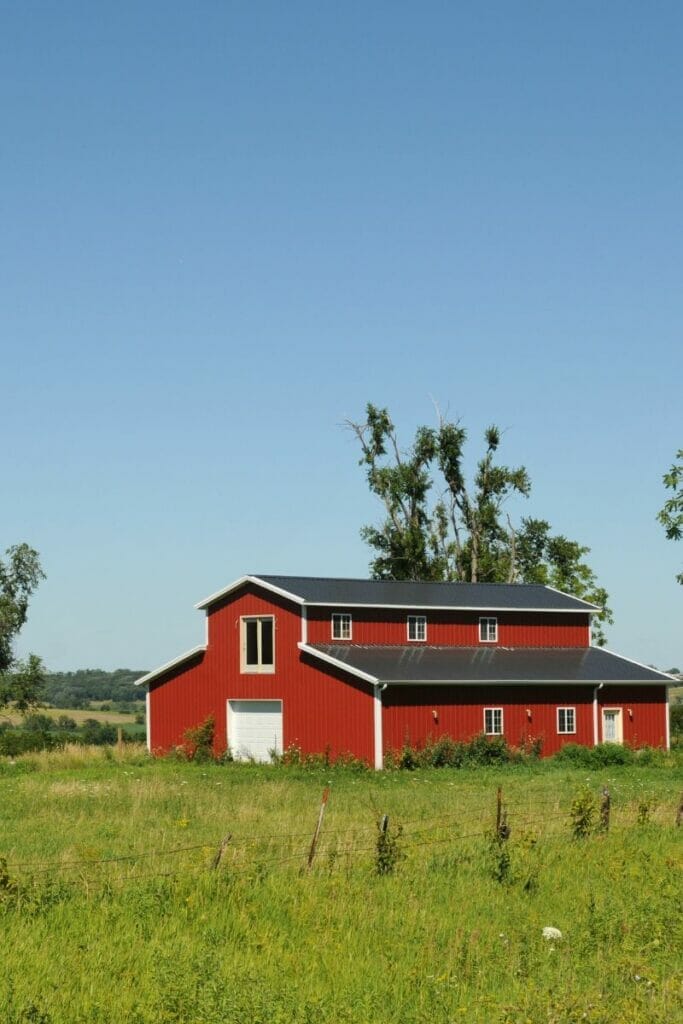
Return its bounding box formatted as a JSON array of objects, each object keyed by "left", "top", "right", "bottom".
[{"left": 542, "top": 926, "right": 563, "bottom": 942}]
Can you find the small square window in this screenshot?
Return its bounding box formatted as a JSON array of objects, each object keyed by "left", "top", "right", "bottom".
[
  {"left": 557, "top": 707, "right": 576, "bottom": 734},
  {"left": 407, "top": 615, "right": 427, "bottom": 642},
  {"left": 484, "top": 707, "right": 503, "bottom": 735},
  {"left": 331, "top": 613, "right": 352, "bottom": 640},
  {"left": 479, "top": 617, "right": 498, "bottom": 642}
]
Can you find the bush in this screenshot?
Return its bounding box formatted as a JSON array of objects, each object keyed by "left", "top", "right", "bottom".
[
  {"left": 181, "top": 716, "right": 216, "bottom": 762},
  {"left": 385, "top": 732, "right": 525, "bottom": 770},
  {"left": 0, "top": 730, "right": 61, "bottom": 756}
]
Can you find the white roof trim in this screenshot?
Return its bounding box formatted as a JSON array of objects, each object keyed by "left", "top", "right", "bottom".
[
  {"left": 382, "top": 678, "right": 669, "bottom": 686},
  {"left": 544, "top": 584, "right": 601, "bottom": 611},
  {"left": 597, "top": 647, "right": 677, "bottom": 681},
  {"left": 195, "top": 575, "right": 304, "bottom": 611},
  {"left": 195, "top": 575, "right": 597, "bottom": 614},
  {"left": 304, "top": 601, "right": 596, "bottom": 613},
  {"left": 134, "top": 645, "right": 206, "bottom": 687},
  {"left": 297, "top": 642, "right": 379, "bottom": 685}
]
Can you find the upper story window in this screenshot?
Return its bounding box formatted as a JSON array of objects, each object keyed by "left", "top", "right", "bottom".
[
  {"left": 479, "top": 617, "right": 498, "bottom": 643},
  {"left": 484, "top": 707, "right": 503, "bottom": 735},
  {"left": 331, "top": 613, "right": 352, "bottom": 640},
  {"left": 241, "top": 616, "right": 275, "bottom": 673},
  {"left": 407, "top": 615, "right": 427, "bottom": 642},
  {"left": 557, "top": 707, "right": 576, "bottom": 734}
]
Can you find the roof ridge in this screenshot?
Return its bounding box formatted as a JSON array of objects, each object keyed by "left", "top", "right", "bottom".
[{"left": 258, "top": 574, "right": 548, "bottom": 588}]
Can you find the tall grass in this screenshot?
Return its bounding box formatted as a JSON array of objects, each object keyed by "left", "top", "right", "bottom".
[{"left": 0, "top": 755, "right": 681, "bottom": 1023}]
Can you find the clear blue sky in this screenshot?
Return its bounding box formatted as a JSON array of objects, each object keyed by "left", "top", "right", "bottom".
[{"left": 2, "top": 1, "right": 681, "bottom": 672}]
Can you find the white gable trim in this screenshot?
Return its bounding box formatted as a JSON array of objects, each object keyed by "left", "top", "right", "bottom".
[
  {"left": 195, "top": 575, "right": 305, "bottom": 611},
  {"left": 134, "top": 645, "right": 206, "bottom": 687},
  {"left": 544, "top": 584, "right": 601, "bottom": 611},
  {"left": 297, "top": 642, "right": 379, "bottom": 685},
  {"left": 598, "top": 648, "right": 677, "bottom": 681}
]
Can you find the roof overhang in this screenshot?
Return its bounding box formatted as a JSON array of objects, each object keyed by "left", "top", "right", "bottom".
[
  {"left": 134, "top": 645, "right": 206, "bottom": 687},
  {"left": 195, "top": 574, "right": 598, "bottom": 614},
  {"left": 195, "top": 575, "right": 304, "bottom": 611},
  {"left": 297, "top": 643, "right": 379, "bottom": 685},
  {"left": 303, "top": 601, "right": 597, "bottom": 613}
]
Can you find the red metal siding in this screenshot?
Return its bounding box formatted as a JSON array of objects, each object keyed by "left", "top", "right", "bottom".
[
  {"left": 148, "top": 584, "right": 375, "bottom": 762},
  {"left": 597, "top": 686, "right": 668, "bottom": 749},
  {"left": 383, "top": 684, "right": 667, "bottom": 757},
  {"left": 307, "top": 608, "right": 589, "bottom": 647}
]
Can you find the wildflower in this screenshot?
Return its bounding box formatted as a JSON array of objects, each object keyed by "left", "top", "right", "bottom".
[{"left": 542, "top": 927, "right": 563, "bottom": 942}]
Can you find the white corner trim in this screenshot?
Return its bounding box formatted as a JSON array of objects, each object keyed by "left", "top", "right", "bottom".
[
  {"left": 665, "top": 686, "right": 670, "bottom": 751},
  {"left": 598, "top": 648, "right": 678, "bottom": 681},
  {"left": 145, "top": 690, "right": 151, "bottom": 751},
  {"left": 301, "top": 605, "right": 308, "bottom": 644},
  {"left": 592, "top": 682, "right": 604, "bottom": 745},
  {"left": 195, "top": 575, "right": 304, "bottom": 611},
  {"left": 134, "top": 644, "right": 206, "bottom": 687},
  {"left": 373, "top": 684, "right": 384, "bottom": 770},
  {"left": 297, "top": 643, "right": 379, "bottom": 685}
]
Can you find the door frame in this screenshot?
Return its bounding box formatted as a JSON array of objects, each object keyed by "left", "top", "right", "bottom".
[{"left": 601, "top": 707, "right": 623, "bottom": 744}]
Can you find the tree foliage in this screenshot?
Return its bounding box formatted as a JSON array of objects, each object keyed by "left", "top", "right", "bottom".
[
  {"left": 657, "top": 449, "right": 683, "bottom": 584},
  {"left": 348, "top": 404, "right": 612, "bottom": 645},
  {"left": 0, "top": 544, "right": 46, "bottom": 710}
]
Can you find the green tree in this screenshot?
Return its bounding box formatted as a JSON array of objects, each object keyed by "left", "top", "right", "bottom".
[
  {"left": 0, "top": 544, "right": 46, "bottom": 712},
  {"left": 348, "top": 404, "right": 612, "bottom": 645},
  {"left": 657, "top": 449, "right": 683, "bottom": 584}
]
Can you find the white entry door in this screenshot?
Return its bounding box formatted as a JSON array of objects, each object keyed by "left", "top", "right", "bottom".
[
  {"left": 602, "top": 708, "right": 623, "bottom": 744},
  {"left": 227, "top": 700, "right": 283, "bottom": 762}
]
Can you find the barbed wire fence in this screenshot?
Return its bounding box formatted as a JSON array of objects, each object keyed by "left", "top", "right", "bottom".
[{"left": 1, "top": 785, "right": 681, "bottom": 896}]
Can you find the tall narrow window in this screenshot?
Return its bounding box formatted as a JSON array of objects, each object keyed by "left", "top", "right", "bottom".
[
  {"left": 479, "top": 617, "right": 498, "bottom": 642},
  {"left": 484, "top": 707, "right": 503, "bottom": 735},
  {"left": 557, "top": 707, "right": 576, "bottom": 734},
  {"left": 240, "top": 616, "right": 275, "bottom": 673},
  {"left": 331, "top": 613, "right": 352, "bottom": 640},
  {"left": 407, "top": 615, "right": 427, "bottom": 641}
]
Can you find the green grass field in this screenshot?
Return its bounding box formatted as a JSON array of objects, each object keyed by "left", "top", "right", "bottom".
[
  {"left": 1, "top": 748, "right": 681, "bottom": 1023},
  {"left": 3, "top": 706, "right": 141, "bottom": 727}
]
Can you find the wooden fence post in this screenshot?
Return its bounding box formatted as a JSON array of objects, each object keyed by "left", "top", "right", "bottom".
[
  {"left": 306, "top": 786, "right": 330, "bottom": 871},
  {"left": 599, "top": 787, "right": 610, "bottom": 832},
  {"left": 676, "top": 792, "right": 683, "bottom": 828},
  {"left": 496, "top": 787, "right": 510, "bottom": 842},
  {"left": 211, "top": 834, "right": 232, "bottom": 870}
]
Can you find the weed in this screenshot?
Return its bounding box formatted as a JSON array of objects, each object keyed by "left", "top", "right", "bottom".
[
  {"left": 570, "top": 785, "right": 597, "bottom": 839},
  {"left": 375, "top": 816, "right": 403, "bottom": 875}
]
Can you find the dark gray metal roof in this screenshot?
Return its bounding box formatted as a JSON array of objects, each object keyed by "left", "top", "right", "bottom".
[
  {"left": 257, "top": 575, "right": 598, "bottom": 612},
  {"left": 306, "top": 644, "right": 671, "bottom": 684}
]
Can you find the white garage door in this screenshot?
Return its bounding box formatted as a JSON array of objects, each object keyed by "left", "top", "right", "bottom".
[{"left": 227, "top": 700, "right": 283, "bottom": 762}]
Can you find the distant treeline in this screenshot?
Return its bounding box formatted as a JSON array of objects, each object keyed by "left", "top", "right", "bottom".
[{"left": 44, "top": 669, "right": 147, "bottom": 708}]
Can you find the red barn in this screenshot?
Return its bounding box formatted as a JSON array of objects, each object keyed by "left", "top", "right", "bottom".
[{"left": 136, "top": 575, "right": 673, "bottom": 767}]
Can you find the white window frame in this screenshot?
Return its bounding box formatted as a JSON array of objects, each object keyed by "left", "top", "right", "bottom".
[
  {"left": 479, "top": 617, "right": 498, "bottom": 642},
  {"left": 331, "top": 613, "right": 352, "bottom": 640},
  {"left": 240, "top": 615, "right": 275, "bottom": 674},
  {"left": 484, "top": 707, "right": 503, "bottom": 735},
  {"left": 557, "top": 706, "right": 576, "bottom": 735},
  {"left": 407, "top": 615, "right": 427, "bottom": 642}
]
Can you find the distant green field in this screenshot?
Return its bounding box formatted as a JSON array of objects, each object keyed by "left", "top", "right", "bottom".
[
  {"left": 0, "top": 750, "right": 681, "bottom": 1023},
  {"left": 4, "top": 706, "right": 140, "bottom": 727}
]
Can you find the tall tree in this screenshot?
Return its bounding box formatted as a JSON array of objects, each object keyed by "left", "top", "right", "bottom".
[
  {"left": 348, "top": 404, "right": 612, "bottom": 645},
  {"left": 657, "top": 449, "right": 683, "bottom": 584},
  {"left": 0, "top": 544, "right": 46, "bottom": 711}
]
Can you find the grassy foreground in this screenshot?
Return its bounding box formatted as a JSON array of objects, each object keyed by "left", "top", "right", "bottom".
[{"left": 1, "top": 747, "right": 682, "bottom": 1024}]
